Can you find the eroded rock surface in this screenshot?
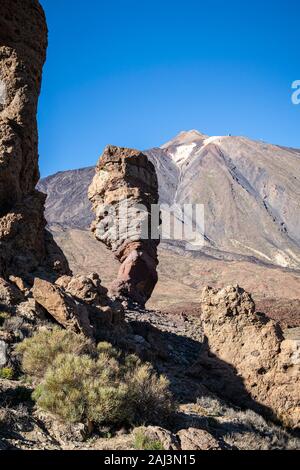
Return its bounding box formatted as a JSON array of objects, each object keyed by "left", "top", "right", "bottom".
[
  {"left": 32, "top": 278, "right": 93, "bottom": 338},
  {"left": 89, "top": 145, "right": 160, "bottom": 306},
  {"left": 134, "top": 426, "right": 180, "bottom": 450},
  {"left": 194, "top": 285, "right": 300, "bottom": 428},
  {"left": 0, "top": 0, "right": 69, "bottom": 280},
  {"left": 0, "top": 0, "right": 47, "bottom": 203},
  {"left": 55, "top": 273, "right": 125, "bottom": 335},
  {"left": 177, "top": 428, "right": 220, "bottom": 450}
]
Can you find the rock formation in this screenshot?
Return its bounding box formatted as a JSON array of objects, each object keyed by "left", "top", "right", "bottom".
[
  {"left": 89, "top": 145, "right": 160, "bottom": 306},
  {"left": 32, "top": 278, "right": 94, "bottom": 338},
  {"left": 192, "top": 285, "right": 300, "bottom": 429},
  {"left": 31, "top": 274, "right": 125, "bottom": 340},
  {"left": 0, "top": 0, "right": 69, "bottom": 281},
  {"left": 55, "top": 273, "right": 124, "bottom": 333}
]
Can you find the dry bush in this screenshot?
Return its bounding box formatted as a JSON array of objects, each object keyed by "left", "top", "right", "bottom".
[
  {"left": 33, "top": 354, "right": 96, "bottom": 423},
  {"left": 18, "top": 328, "right": 175, "bottom": 428},
  {"left": 125, "top": 363, "right": 175, "bottom": 426},
  {"left": 195, "top": 395, "right": 300, "bottom": 450},
  {"left": 16, "top": 327, "right": 94, "bottom": 378}
]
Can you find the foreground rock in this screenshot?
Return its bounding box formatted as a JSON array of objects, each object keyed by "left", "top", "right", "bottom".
[
  {"left": 193, "top": 285, "right": 300, "bottom": 429},
  {"left": 0, "top": 0, "right": 69, "bottom": 281},
  {"left": 177, "top": 428, "right": 220, "bottom": 450},
  {"left": 55, "top": 273, "right": 124, "bottom": 335},
  {"left": 89, "top": 145, "right": 160, "bottom": 306},
  {"left": 32, "top": 278, "right": 93, "bottom": 338},
  {"left": 32, "top": 276, "right": 124, "bottom": 340},
  {"left": 0, "top": 278, "right": 23, "bottom": 306}
]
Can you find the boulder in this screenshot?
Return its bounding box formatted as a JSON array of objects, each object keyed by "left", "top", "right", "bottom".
[
  {"left": 16, "top": 298, "right": 48, "bottom": 322},
  {"left": 177, "top": 428, "right": 220, "bottom": 450},
  {"left": 56, "top": 273, "right": 108, "bottom": 305},
  {"left": 56, "top": 273, "right": 124, "bottom": 327},
  {"left": 32, "top": 278, "right": 93, "bottom": 338},
  {"left": 0, "top": 277, "right": 24, "bottom": 306},
  {"left": 8, "top": 275, "right": 30, "bottom": 296},
  {"left": 89, "top": 145, "right": 160, "bottom": 306}
]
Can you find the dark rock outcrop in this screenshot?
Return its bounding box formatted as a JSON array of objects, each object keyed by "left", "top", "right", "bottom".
[{"left": 88, "top": 145, "right": 160, "bottom": 306}]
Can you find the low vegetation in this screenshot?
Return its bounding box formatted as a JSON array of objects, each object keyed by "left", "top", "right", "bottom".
[
  {"left": 0, "top": 312, "right": 9, "bottom": 327},
  {"left": 134, "top": 429, "right": 165, "bottom": 450},
  {"left": 0, "top": 367, "right": 14, "bottom": 380},
  {"left": 190, "top": 396, "right": 300, "bottom": 450},
  {"left": 16, "top": 327, "right": 93, "bottom": 379},
  {"left": 16, "top": 328, "right": 175, "bottom": 429}
]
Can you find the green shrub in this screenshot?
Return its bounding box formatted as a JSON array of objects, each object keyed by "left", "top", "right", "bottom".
[
  {"left": 97, "top": 341, "right": 119, "bottom": 359},
  {"left": 0, "top": 312, "right": 9, "bottom": 327},
  {"left": 16, "top": 327, "right": 94, "bottom": 378},
  {"left": 18, "top": 329, "right": 175, "bottom": 428},
  {"left": 0, "top": 367, "right": 14, "bottom": 380},
  {"left": 134, "top": 430, "right": 165, "bottom": 450},
  {"left": 33, "top": 354, "right": 96, "bottom": 423}
]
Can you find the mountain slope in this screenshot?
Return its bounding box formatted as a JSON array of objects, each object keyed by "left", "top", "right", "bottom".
[
  {"left": 38, "top": 167, "right": 95, "bottom": 229},
  {"left": 146, "top": 131, "right": 300, "bottom": 268},
  {"left": 38, "top": 130, "right": 300, "bottom": 269}
]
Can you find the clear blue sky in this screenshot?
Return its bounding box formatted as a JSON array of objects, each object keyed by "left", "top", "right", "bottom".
[{"left": 38, "top": 0, "right": 300, "bottom": 177}]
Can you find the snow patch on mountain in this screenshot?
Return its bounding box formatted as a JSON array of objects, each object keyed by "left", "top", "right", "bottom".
[
  {"left": 169, "top": 143, "right": 197, "bottom": 165},
  {"left": 202, "top": 136, "right": 228, "bottom": 147}
]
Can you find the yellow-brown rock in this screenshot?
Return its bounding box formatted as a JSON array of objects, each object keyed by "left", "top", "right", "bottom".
[
  {"left": 89, "top": 145, "right": 160, "bottom": 306},
  {"left": 194, "top": 285, "right": 300, "bottom": 429}
]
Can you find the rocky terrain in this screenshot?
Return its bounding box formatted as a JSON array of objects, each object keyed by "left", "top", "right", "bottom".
[
  {"left": 48, "top": 226, "right": 300, "bottom": 328},
  {"left": 1, "top": 299, "right": 300, "bottom": 451},
  {"left": 0, "top": 0, "right": 299, "bottom": 453}
]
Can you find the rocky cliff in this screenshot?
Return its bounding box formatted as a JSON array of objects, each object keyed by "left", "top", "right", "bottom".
[{"left": 0, "top": 0, "right": 69, "bottom": 281}]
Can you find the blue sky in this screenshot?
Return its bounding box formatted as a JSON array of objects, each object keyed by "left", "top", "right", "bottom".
[{"left": 39, "top": 0, "right": 300, "bottom": 177}]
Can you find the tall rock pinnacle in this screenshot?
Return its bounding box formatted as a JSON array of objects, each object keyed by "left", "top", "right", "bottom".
[
  {"left": 0, "top": 0, "right": 69, "bottom": 280},
  {"left": 89, "top": 145, "right": 160, "bottom": 306},
  {"left": 0, "top": 0, "right": 47, "bottom": 204}
]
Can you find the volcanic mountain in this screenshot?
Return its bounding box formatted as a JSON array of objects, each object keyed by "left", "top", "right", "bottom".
[{"left": 38, "top": 131, "right": 300, "bottom": 323}]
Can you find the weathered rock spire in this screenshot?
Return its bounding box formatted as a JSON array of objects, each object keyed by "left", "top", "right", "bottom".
[
  {"left": 0, "top": 0, "right": 70, "bottom": 280},
  {"left": 89, "top": 145, "right": 160, "bottom": 306}
]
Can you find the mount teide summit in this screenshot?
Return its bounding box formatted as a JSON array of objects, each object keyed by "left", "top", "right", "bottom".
[
  {"left": 39, "top": 130, "right": 300, "bottom": 270},
  {"left": 148, "top": 130, "right": 300, "bottom": 268}
]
